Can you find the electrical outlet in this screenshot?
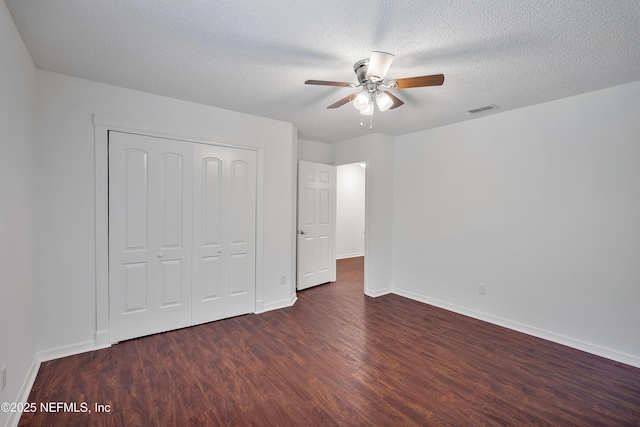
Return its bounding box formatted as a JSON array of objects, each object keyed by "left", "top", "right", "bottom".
[
  {"left": 280, "top": 275, "right": 286, "bottom": 285},
  {"left": 1, "top": 365, "right": 6, "bottom": 391},
  {"left": 479, "top": 284, "right": 487, "bottom": 296}
]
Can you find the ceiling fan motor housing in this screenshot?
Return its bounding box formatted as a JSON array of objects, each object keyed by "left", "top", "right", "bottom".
[{"left": 353, "top": 59, "right": 370, "bottom": 85}]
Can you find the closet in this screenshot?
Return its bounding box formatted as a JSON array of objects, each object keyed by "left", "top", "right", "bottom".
[{"left": 108, "top": 131, "right": 256, "bottom": 342}]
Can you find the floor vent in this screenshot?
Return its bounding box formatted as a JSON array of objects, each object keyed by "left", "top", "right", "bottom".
[{"left": 468, "top": 104, "right": 499, "bottom": 114}]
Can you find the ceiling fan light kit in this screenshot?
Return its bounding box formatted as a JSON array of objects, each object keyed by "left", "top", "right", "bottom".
[
  {"left": 376, "top": 91, "right": 393, "bottom": 112},
  {"left": 305, "top": 51, "right": 444, "bottom": 129},
  {"left": 366, "top": 51, "right": 395, "bottom": 82},
  {"left": 361, "top": 99, "right": 374, "bottom": 116},
  {"left": 353, "top": 91, "right": 370, "bottom": 111}
]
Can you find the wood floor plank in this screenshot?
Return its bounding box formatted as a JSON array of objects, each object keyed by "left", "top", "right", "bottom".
[{"left": 18, "top": 256, "right": 640, "bottom": 426}]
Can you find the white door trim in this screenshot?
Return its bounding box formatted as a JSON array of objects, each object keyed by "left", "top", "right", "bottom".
[
  {"left": 332, "top": 159, "right": 369, "bottom": 294},
  {"left": 93, "top": 114, "right": 265, "bottom": 347}
]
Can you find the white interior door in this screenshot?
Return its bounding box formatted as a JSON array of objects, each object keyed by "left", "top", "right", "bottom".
[
  {"left": 297, "top": 160, "right": 335, "bottom": 290},
  {"left": 109, "top": 131, "right": 193, "bottom": 342},
  {"left": 192, "top": 144, "right": 256, "bottom": 324}
]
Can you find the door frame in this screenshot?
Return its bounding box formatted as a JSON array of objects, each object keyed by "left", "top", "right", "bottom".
[
  {"left": 333, "top": 160, "right": 368, "bottom": 292},
  {"left": 93, "top": 114, "right": 265, "bottom": 347},
  {"left": 334, "top": 161, "right": 367, "bottom": 259},
  {"left": 295, "top": 159, "right": 369, "bottom": 294}
]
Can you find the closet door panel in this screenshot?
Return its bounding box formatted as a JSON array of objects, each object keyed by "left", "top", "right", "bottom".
[
  {"left": 109, "top": 131, "right": 192, "bottom": 342},
  {"left": 203, "top": 158, "right": 223, "bottom": 246},
  {"left": 109, "top": 136, "right": 154, "bottom": 341},
  {"left": 151, "top": 138, "right": 192, "bottom": 332},
  {"left": 158, "top": 153, "right": 185, "bottom": 249},
  {"left": 225, "top": 151, "right": 256, "bottom": 317},
  {"left": 202, "top": 256, "right": 222, "bottom": 300},
  {"left": 123, "top": 262, "right": 148, "bottom": 313},
  {"left": 192, "top": 145, "right": 226, "bottom": 324},
  {"left": 123, "top": 149, "right": 149, "bottom": 251}
]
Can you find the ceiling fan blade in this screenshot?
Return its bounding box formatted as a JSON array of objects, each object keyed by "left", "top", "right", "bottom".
[
  {"left": 391, "top": 74, "right": 445, "bottom": 89},
  {"left": 366, "top": 51, "right": 395, "bottom": 81},
  {"left": 383, "top": 91, "right": 404, "bottom": 109},
  {"left": 305, "top": 79, "right": 355, "bottom": 87},
  {"left": 327, "top": 93, "right": 357, "bottom": 109}
]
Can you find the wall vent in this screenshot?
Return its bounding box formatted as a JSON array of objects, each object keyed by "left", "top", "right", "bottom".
[{"left": 467, "top": 104, "right": 499, "bottom": 114}]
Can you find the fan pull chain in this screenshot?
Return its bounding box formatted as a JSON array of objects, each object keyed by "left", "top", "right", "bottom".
[{"left": 360, "top": 112, "right": 364, "bottom": 127}]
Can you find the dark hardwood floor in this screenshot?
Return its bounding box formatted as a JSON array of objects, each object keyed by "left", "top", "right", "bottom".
[{"left": 20, "top": 257, "right": 640, "bottom": 426}]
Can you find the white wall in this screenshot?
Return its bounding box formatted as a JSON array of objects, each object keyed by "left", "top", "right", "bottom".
[
  {"left": 392, "top": 81, "right": 640, "bottom": 366},
  {"left": 332, "top": 133, "right": 394, "bottom": 296},
  {"left": 34, "top": 70, "right": 296, "bottom": 353},
  {"left": 336, "top": 163, "right": 365, "bottom": 259},
  {"left": 297, "top": 138, "right": 331, "bottom": 164},
  {"left": 0, "top": 3, "right": 38, "bottom": 426}
]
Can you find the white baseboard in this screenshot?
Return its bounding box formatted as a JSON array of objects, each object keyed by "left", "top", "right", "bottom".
[
  {"left": 4, "top": 355, "right": 40, "bottom": 427},
  {"left": 95, "top": 330, "right": 110, "bottom": 348},
  {"left": 365, "top": 287, "right": 392, "bottom": 298},
  {"left": 255, "top": 293, "right": 298, "bottom": 314},
  {"left": 392, "top": 287, "right": 640, "bottom": 369},
  {"left": 336, "top": 252, "right": 364, "bottom": 260},
  {"left": 4, "top": 339, "right": 111, "bottom": 427},
  {"left": 37, "top": 340, "right": 109, "bottom": 363}
]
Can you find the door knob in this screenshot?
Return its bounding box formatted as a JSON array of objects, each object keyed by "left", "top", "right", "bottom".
[
  {"left": 218, "top": 249, "right": 223, "bottom": 254},
  {"left": 299, "top": 230, "right": 306, "bottom": 235},
  {"left": 157, "top": 252, "right": 164, "bottom": 258}
]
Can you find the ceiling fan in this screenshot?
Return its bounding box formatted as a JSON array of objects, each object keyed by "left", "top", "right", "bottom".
[{"left": 305, "top": 51, "right": 444, "bottom": 126}]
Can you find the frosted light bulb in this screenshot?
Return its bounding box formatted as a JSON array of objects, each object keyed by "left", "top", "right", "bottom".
[
  {"left": 353, "top": 91, "right": 370, "bottom": 111},
  {"left": 376, "top": 91, "right": 393, "bottom": 112},
  {"left": 361, "top": 101, "right": 374, "bottom": 116}
]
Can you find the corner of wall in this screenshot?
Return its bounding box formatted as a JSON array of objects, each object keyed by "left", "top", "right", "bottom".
[
  {"left": 0, "top": 3, "right": 40, "bottom": 427},
  {"left": 291, "top": 127, "right": 299, "bottom": 299}
]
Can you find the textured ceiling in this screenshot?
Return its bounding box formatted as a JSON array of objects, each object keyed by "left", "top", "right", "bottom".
[{"left": 5, "top": 0, "right": 640, "bottom": 143}]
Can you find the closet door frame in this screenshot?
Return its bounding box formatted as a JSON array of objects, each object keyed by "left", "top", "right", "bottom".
[{"left": 93, "top": 114, "right": 264, "bottom": 346}]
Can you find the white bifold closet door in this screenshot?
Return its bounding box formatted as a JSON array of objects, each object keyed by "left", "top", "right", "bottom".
[
  {"left": 109, "top": 131, "right": 256, "bottom": 343},
  {"left": 192, "top": 143, "right": 256, "bottom": 325}
]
